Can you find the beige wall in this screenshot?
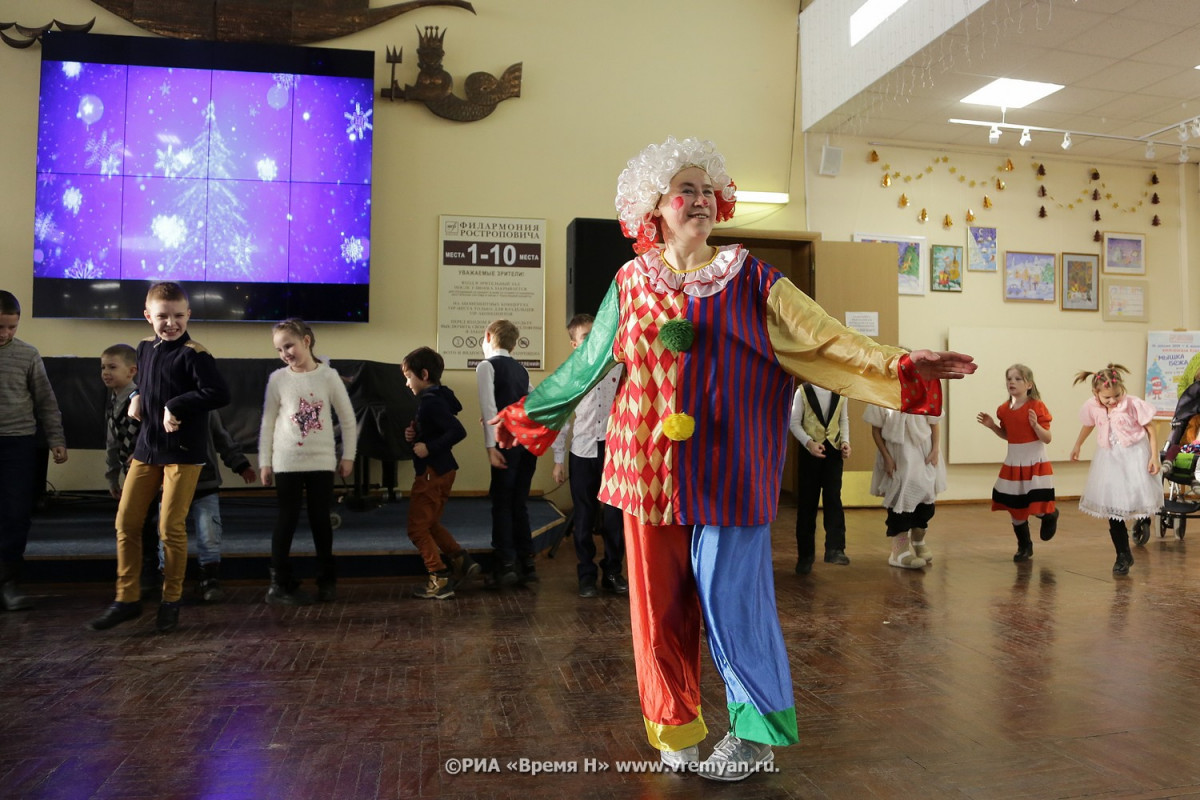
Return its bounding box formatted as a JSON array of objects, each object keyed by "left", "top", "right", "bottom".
[{"left": 0, "top": 0, "right": 802, "bottom": 494}]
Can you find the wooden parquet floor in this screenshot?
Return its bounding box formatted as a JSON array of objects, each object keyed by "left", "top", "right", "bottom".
[{"left": 4, "top": 500, "right": 1200, "bottom": 799}]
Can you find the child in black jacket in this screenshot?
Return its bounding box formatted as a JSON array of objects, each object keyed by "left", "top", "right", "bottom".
[{"left": 403, "top": 347, "right": 478, "bottom": 600}]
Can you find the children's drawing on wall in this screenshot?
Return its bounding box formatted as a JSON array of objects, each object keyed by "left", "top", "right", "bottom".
[
  {"left": 967, "top": 226, "right": 997, "bottom": 272},
  {"left": 1061, "top": 253, "right": 1099, "bottom": 312},
  {"left": 852, "top": 233, "right": 925, "bottom": 296},
  {"left": 1003, "top": 251, "right": 1056, "bottom": 303},
  {"left": 930, "top": 244, "right": 963, "bottom": 292},
  {"left": 1102, "top": 232, "right": 1146, "bottom": 276}
]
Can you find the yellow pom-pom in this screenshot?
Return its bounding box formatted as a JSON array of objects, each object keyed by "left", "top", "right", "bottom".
[{"left": 661, "top": 413, "right": 695, "bottom": 442}]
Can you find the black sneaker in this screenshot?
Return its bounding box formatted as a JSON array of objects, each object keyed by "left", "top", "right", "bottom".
[
  {"left": 1040, "top": 509, "right": 1060, "bottom": 542},
  {"left": 795, "top": 557, "right": 814, "bottom": 575},
  {"left": 601, "top": 573, "right": 628, "bottom": 595},
  {"left": 87, "top": 601, "right": 143, "bottom": 631},
  {"left": 578, "top": 579, "right": 598, "bottom": 598},
  {"left": 155, "top": 601, "right": 181, "bottom": 634},
  {"left": 823, "top": 550, "right": 851, "bottom": 565},
  {"left": 519, "top": 560, "right": 539, "bottom": 584},
  {"left": 265, "top": 584, "right": 314, "bottom": 606}
]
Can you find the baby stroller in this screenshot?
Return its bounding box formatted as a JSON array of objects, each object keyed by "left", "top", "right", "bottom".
[{"left": 1156, "top": 380, "right": 1200, "bottom": 541}]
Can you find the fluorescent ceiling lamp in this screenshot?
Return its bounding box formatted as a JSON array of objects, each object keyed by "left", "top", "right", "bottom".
[
  {"left": 735, "top": 191, "right": 790, "bottom": 205},
  {"left": 960, "top": 78, "right": 1064, "bottom": 109},
  {"left": 849, "top": 0, "right": 910, "bottom": 46}
]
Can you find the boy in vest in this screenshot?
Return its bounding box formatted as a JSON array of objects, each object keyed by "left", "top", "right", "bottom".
[
  {"left": 788, "top": 382, "right": 852, "bottom": 574},
  {"left": 476, "top": 319, "right": 537, "bottom": 587}
]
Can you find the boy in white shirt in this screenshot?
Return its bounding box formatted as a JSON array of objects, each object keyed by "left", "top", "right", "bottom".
[{"left": 551, "top": 314, "right": 627, "bottom": 597}]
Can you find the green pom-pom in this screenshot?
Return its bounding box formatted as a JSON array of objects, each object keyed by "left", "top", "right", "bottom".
[{"left": 659, "top": 318, "right": 694, "bottom": 352}]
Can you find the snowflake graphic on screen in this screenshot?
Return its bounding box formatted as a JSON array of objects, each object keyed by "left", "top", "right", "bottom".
[
  {"left": 34, "top": 212, "right": 57, "bottom": 242},
  {"left": 341, "top": 236, "right": 366, "bottom": 263},
  {"left": 62, "top": 186, "right": 83, "bottom": 215},
  {"left": 61, "top": 62, "right": 82, "bottom": 79},
  {"left": 226, "top": 233, "right": 257, "bottom": 273},
  {"left": 291, "top": 396, "right": 324, "bottom": 439},
  {"left": 154, "top": 144, "right": 193, "bottom": 179},
  {"left": 256, "top": 158, "right": 278, "bottom": 181},
  {"left": 344, "top": 102, "right": 373, "bottom": 142},
  {"left": 152, "top": 214, "right": 188, "bottom": 249},
  {"left": 66, "top": 258, "right": 100, "bottom": 278},
  {"left": 85, "top": 130, "right": 123, "bottom": 179}
]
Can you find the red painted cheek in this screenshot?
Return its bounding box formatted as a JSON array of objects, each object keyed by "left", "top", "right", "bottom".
[{"left": 671, "top": 196, "right": 685, "bottom": 210}]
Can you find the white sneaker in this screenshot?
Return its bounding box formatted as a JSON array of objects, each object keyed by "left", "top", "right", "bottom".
[
  {"left": 698, "top": 733, "right": 773, "bottom": 781},
  {"left": 660, "top": 744, "right": 699, "bottom": 771}
]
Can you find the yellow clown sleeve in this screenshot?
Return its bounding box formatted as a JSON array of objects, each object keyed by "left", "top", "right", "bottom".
[{"left": 765, "top": 277, "right": 906, "bottom": 409}]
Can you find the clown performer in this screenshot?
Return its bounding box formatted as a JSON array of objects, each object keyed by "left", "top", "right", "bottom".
[{"left": 491, "top": 137, "right": 976, "bottom": 781}]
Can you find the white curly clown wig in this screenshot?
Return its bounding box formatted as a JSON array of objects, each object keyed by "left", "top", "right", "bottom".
[{"left": 614, "top": 136, "right": 737, "bottom": 254}]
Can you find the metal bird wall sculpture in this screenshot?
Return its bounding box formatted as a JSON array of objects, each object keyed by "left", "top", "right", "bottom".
[
  {"left": 382, "top": 26, "right": 521, "bottom": 122},
  {"left": 88, "top": 0, "right": 475, "bottom": 45}
]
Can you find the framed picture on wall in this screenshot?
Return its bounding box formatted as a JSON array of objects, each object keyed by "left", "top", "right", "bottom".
[
  {"left": 1101, "top": 277, "right": 1149, "bottom": 322},
  {"left": 966, "top": 226, "right": 998, "bottom": 272},
  {"left": 930, "top": 244, "right": 963, "bottom": 292},
  {"left": 1061, "top": 252, "right": 1099, "bottom": 311},
  {"left": 852, "top": 233, "right": 926, "bottom": 295},
  {"left": 1102, "top": 232, "right": 1146, "bottom": 275},
  {"left": 1003, "top": 251, "right": 1056, "bottom": 302}
]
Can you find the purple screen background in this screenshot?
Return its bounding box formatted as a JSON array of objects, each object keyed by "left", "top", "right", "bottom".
[{"left": 33, "top": 61, "right": 373, "bottom": 285}]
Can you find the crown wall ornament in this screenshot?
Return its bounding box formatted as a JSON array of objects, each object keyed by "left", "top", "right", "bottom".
[{"left": 382, "top": 26, "right": 522, "bottom": 121}]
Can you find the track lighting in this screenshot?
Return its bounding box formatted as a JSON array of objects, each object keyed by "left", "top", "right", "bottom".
[
  {"left": 1191, "top": 118, "right": 1200, "bottom": 138},
  {"left": 1019, "top": 128, "right": 1031, "bottom": 147},
  {"left": 1181, "top": 145, "right": 1190, "bottom": 163},
  {"left": 1179, "top": 123, "right": 1190, "bottom": 142},
  {"left": 988, "top": 125, "right": 1001, "bottom": 144},
  {"left": 1060, "top": 132, "right": 1071, "bottom": 150},
  {"left": 1145, "top": 141, "right": 1156, "bottom": 160}
]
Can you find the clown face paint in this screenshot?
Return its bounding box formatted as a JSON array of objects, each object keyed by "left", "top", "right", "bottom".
[{"left": 656, "top": 166, "right": 716, "bottom": 242}]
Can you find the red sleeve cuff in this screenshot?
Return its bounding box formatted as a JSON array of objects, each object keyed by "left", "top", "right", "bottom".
[
  {"left": 496, "top": 397, "right": 559, "bottom": 456},
  {"left": 898, "top": 354, "right": 943, "bottom": 416}
]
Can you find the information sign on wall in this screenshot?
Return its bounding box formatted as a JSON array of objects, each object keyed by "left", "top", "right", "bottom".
[{"left": 438, "top": 215, "right": 546, "bottom": 370}]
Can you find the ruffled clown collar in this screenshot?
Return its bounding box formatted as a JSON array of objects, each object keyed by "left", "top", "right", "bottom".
[{"left": 636, "top": 244, "right": 748, "bottom": 298}]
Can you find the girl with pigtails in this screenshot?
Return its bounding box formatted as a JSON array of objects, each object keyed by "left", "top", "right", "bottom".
[{"left": 1070, "top": 364, "right": 1161, "bottom": 575}]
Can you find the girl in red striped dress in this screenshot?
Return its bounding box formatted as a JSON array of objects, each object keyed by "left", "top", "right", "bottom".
[{"left": 976, "top": 364, "right": 1058, "bottom": 561}]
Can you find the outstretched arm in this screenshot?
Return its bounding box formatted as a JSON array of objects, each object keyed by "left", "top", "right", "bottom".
[{"left": 1070, "top": 425, "right": 1094, "bottom": 461}]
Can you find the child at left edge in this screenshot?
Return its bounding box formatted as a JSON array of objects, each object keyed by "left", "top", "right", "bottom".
[
  {"left": 1070, "top": 363, "right": 1161, "bottom": 575},
  {"left": 0, "top": 290, "right": 68, "bottom": 611},
  {"left": 402, "top": 346, "right": 480, "bottom": 600}
]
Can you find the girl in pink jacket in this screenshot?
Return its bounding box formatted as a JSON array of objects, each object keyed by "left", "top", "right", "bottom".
[{"left": 1070, "top": 364, "right": 1161, "bottom": 575}]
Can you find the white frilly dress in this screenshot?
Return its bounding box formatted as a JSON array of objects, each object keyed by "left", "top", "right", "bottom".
[{"left": 864, "top": 405, "right": 947, "bottom": 512}]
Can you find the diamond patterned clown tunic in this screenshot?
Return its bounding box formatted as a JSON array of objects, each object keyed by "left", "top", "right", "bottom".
[{"left": 499, "top": 245, "right": 938, "bottom": 526}]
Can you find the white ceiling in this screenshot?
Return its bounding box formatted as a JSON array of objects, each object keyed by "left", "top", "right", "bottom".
[{"left": 806, "top": 0, "right": 1200, "bottom": 163}]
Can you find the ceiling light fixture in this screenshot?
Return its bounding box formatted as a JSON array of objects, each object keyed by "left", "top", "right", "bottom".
[
  {"left": 960, "top": 78, "right": 1064, "bottom": 109},
  {"left": 1191, "top": 118, "right": 1200, "bottom": 138},
  {"left": 1179, "top": 123, "right": 1190, "bottom": 142},
  {"left": 1019, "top": 128, "right": 1031, "bottom": 147},
  {"left": 1181, "top": 145, "right": 1190, "bottom": 163},
  {"left": 948, "top": 118, "right": 1187, "bottom": 156}
]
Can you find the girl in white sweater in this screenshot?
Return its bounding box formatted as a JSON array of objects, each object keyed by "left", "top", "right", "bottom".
[{"left": 259, "top": 319, "right": 356, "bottom": 605}]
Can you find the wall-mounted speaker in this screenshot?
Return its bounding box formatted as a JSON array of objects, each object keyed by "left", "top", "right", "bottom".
[
  {"left": 566, "top": 218, "right": 631, "bottom": 321},
  {"left": 818, "top": 145, "right": 843, "bottom": 177}
]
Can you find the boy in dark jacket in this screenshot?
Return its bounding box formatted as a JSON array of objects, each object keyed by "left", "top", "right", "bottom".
[
  {"left": 402, "top": 346, "right": 478, "bottom": 600},
  {"left": 88, "top": 282, "right": 230, "bottom": 634}
]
